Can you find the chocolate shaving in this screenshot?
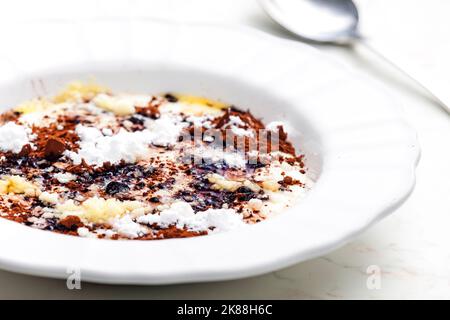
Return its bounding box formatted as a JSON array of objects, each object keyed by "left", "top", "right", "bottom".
[
  {"left": 136, "top": 105, "right": 160, "bottom": 119},
  {"left": 44, "top": 137, "right": 66, "bottom": 160},
  {"left": 58, "top": 215, "right": 84, "bottom": 230},
  {"left": 18, "top": 144, "right": 32, "bottom": 157},
  {"left": 164, "top": 93, "right": 178, "bottom": 103}
]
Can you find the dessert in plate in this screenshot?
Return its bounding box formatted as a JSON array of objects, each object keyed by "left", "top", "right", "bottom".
[{"left": 0, "top": 82, "right": 312, "bottom": 240}]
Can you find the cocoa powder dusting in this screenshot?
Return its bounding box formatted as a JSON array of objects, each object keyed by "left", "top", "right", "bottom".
[{"left": 0, "top": 90, "right": 309, "bottom": 241}]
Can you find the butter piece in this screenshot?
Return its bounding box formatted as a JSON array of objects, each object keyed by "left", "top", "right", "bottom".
[
  {"left": 0, "top": 176, "right": 40, "bottom": 197},
  {"left": 177, "top": 95, "right": 227, "bottom": 110},
  {"left": 92, "top": 93, "right": 136, "bottom": 116},
  {"left": 39, "top": 191, "right": 59, "bottom": 205},
  {"left": 14, "top": 98, "right": 53, "bottom": 114},
  {"left": 162, "top": 94, "right": 227, "bottom": 116},
  {"left": 207, "top": 173, "right": 242, "bottom": 192},
  {"left": 262, "top": 180, "right": 280, "bottom": 192},
  {"left": 53, "top": 81, "right": 110, "bottom": 103},
  {"left": 57, "top": 197, "right": 148, "bottom": 224}
]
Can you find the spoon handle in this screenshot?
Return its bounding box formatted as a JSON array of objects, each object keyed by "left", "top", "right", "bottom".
[{"left": 358, "top": 39, "right": 450, "bottom": 114}]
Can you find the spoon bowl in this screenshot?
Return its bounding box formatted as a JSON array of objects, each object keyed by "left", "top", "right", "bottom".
[
  {"left": 259, "top": 0, "right": 360, "bottom": 44},
  {"left": 259, "top": 0, "right": 450, "bottom": 113}
]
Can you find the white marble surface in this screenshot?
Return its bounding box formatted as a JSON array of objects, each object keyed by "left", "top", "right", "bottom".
[{"left": 0, "top": 0, "right": 449, "bottom": 299}]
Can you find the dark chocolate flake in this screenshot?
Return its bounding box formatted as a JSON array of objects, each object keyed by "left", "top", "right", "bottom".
[
  {"left": 105, "top": 181, "right": 130, "bottom": 195},
  {"left": 44, "top": 137, "right": 66, "bottom": 160},
  {"left": 164, "top": 93, "right": 178, "bottom": 103},
  {"left": 149, "top": 197, "right": 160, "bottom": 203},
  {"left": 18, "top": 144, "right": 32, "bottom": 157}
]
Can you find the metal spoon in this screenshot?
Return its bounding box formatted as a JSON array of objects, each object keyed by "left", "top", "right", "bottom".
[{"left": 259, "top": 0, "right": 450, "bottom": 113}]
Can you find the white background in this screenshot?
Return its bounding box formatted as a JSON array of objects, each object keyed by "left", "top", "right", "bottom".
[{"left": 0, "top": 0, "right": 449, "bottom": 299}]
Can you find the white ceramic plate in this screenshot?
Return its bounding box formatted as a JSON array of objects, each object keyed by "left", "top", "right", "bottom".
[{"left": 0, "top": 19, "right": 419, "bottom": 284}]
